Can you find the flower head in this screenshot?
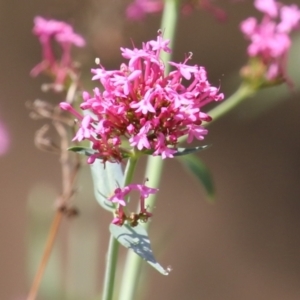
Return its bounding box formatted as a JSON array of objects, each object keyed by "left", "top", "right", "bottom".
[
  {"left": 108, "top": 183, "right": 158, "bottom": 226},
  {"left": 31, "top": 16, "right": 85, "bottom": 91},
  {"left": 240, "top": 0, "right": 300, "bottom": 86},
  {"left": 126, "top": 0, "right": 163, "bottom": 20},
  {"left": 126, "top": 0, "right": 227, "bottom": 22},
  {"left": 61, "top": 32, "right": 223, "bottom": 163}
]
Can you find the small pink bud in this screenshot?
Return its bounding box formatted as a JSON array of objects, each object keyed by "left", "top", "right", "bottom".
[
  {"left": 59, "top": 102, "right": 71, "bottom": 110},
  {"left": 60, "top": 102, "right": 83, "bottom": 120}
]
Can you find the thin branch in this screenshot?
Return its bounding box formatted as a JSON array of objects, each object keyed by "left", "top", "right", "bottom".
[
  {"left": 27, "top": 102, "right": 81, "bottom": 300},
  {"left": 26, "top": 210, "right": 64, "bottom": 300}
]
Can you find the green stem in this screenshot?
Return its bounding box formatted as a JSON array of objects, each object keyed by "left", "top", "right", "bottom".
[
  {"left": 118, "top": 1, "right": 179, "bottom": 300},
  {"left": 102, "top": 156, "right": 138, "bottom": 300},
  {"left": 123, "top": 155, "right": 138, "bottom": 187},
  {"left": 102, "top": 235, "right": 120, "bottom": 300},
  {"left": 207, "top": 83, "right": 255, "bottom": 126},
  {"left": 176, "top": 83, "right": 256, "bottom": 145},
  {"left": 160, "top": 0, "right": 179, "bottom": 65},
  {"left": 118, "top": 157, "right": 163, "bottom": 300}
]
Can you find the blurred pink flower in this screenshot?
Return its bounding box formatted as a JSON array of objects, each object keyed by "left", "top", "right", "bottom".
[
  {"left": 240, "top": 0, "right": 300, "bottom": 84},
  {"left": 0, "top": 120, "right": 10, "bottom": 156},
  {"left": 126, "top": 0, "right": 227, "bottom": 22},
  {"left": 255, "top": 0, "right": 278, "bottom": 17},
  {"left": 31, "top": 16, "right": 85, "bottom": 91},
  {"left": 126, "top": 0, "right": 163, "bottom": 20}
]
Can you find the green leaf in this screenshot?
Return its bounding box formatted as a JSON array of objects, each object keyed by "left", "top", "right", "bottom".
[
  {"left": 89, "top": 160, "right": 124, "bottom": 212},
  {"left": 178, "top": 154, "right": 215, "bottom": 202},
  {"left": 142, "top": 145, "right": 210, "bottom": 157},
  {"left": 173, "top": 145, "right": 210, "bottom": 156},
  {"left": 109, "top": 223, "right": 170, "bottom": 275},
  {"left": 68, "top": 146, "right": 96, "bottom": 156},
  {"left": 69, "top": 146, "right": 132, "bottom": 159}
]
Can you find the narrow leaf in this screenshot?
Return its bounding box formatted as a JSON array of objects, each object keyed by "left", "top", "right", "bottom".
[
  {"left": 110, "top": 223, "right": 170, "bottom": 275},
  {"left": 89, "top": 160, "right": 124, "bottom": 212},
  {"left": 178, "top": 154, "right": 215, "bottom": 202},
  {"left": 68, "top": 146, "right": 96, "bottom": 156},
  {"left": 69, "top": 146, "right": 132, "bottom": 159},
  {"left": 174, "top": 145, "right": 210, "bottom": 156},
  {"left": 142, "top": 145, "right": 210, "bottom": 157}
]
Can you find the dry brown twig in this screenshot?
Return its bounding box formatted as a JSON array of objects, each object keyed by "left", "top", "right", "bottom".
[{"left": 26, "top": 93, "right": 82, "bottom": 300}]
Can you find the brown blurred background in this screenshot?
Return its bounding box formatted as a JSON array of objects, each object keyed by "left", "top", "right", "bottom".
[{"left": 1, "top": 0, "right": 300, "bottom": 299}]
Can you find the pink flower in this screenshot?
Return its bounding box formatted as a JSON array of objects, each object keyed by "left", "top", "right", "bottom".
[
  {"left": 196, "top": 0, "right": 227, "bottom": 22},
  {"left": 108, "top": 183, "right": 158, "bottom": 226},
  {"left": 130, "top": 88, "right": 156, "bottom": 114},
  {"left": 132, "top": 183, "right": 158, "bottom": 198},
  {"left": 255, "top": 0, "right": 278, "bottom": 17},
  {"left": 0, "top": 120, "right": 10, "bottom": 156},
  {"left": 109, "top": 186, "right": 131, "bottom": 206},
  {"left": 31, "top": 16, "right": 85, "bottom": 91},
  {"left": 61, "top": 32, "right": 223, "bottom": 163},
  {"left": 153, "top": 133, "right": 176, "bottom": 159},
  {"left": 112, "top": 206, "right": 127, "bottom": 226},
  {"left": 240, "top": 0, "right": 300, "bottom": 84},
  {"left": 126, "top": 0, "right": 163, "bottom": 20},
  {"left": 129, "top": 122, "right": 152, "bottom": 151},
  {"left": 72, "top": 115, "right": 94, "bottom": 142},
  {"left": 278, "top": 5, "right": 300, "bottom": 33},
  {"left": 125, "top": 0, "right": 227, "bottom": 22},
  {"left": 186, "top": 124, "right": 208, "bottom": 143}
]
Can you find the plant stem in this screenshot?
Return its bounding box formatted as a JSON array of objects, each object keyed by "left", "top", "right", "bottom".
[
  {"left": 101, "top": 235, "right": 120, "bottom": 300},
  {"left": 207, "top": 83, "right": 255, "bottom": 126},
  {"left": 26, "top": 210, "right": 63, "bottom": 300},
  {"left": 123, "top": 154, "right": 139, "bottom": 187},
  {"left": 102, "top": 156, "right": 138, "bottom": 300},
  {"left": 176, "top": 83, "right": 256, "bottom": 146},
  {"left": 118, "top": 157, "right": 163, "bottom": 300},
  {"left": 160, "top": 0, "right": 179, "bottom": 65},
  {"left": 118, "top": 1, "right": 179, "bottom": 300}
]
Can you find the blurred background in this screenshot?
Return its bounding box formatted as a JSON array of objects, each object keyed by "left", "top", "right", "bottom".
[{"left": 1, "top": 0, "right": 300, "bottom": 299}]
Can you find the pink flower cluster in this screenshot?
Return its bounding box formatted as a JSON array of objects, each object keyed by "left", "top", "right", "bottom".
[
  {"left": 126, "top": 0, "right": 163, "bottom": 20},
  {"left": 61, "top": 33, "right": 223, "bottom": 163},
  {"left": 126, "top": 0, "right": 226, "bottom": 22},
  {"left": 240, "top": 0, "right": 300, "bottom": 82},
  {"left": 31, "top": 17, "right": 85, "bottom": 90},
  {"left": 109, "top": 183, "right": 158, "bottom": 226}
]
